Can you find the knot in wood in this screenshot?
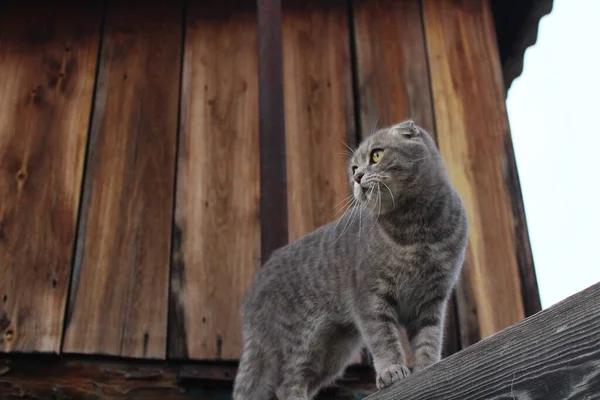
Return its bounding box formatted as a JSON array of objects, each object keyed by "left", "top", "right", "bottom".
[
  {"left": 4, "top": 328, "right": 15, "bottom": 342},
  {"left": 15, "top": 169, "right": 27, "bottom": 183}
]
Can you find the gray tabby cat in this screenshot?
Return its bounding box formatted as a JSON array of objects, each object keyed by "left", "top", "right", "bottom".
[{"left": 233, "top": 120, "right": 468, "bottom": 400}]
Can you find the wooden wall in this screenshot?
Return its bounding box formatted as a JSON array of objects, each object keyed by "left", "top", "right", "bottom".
[{"left": 0, "top": 0, "right": 539, "bottom": 366}]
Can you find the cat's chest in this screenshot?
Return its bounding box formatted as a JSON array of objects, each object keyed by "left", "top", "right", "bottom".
[
  {"left": 379, "top": 244, "right": 452, "bottom": 298},
  {"left": 381, "top": 243, "right": 440, "bottom": 269}
]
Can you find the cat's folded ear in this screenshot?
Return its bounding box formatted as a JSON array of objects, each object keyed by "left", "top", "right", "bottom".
[{"left": 392, "top": 119, "right": 420, "bottom": 138}]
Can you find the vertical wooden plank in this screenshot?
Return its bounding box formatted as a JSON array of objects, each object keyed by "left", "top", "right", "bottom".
[
  {"left": 257, "top": 0, "right": 289, "bottom": 263},
  {"left": 0, "top": 1, "right": 102, "bottom": 353},
  {"left": 62, "top": 0, "right": 183, "bottom": 359},
  {"left": 423, "top": 0, "right": 526, "bottom": 340},
  {"left": 169, "top": 0, "right": 260, "bottom": 360},
  {"left": 353, "top": 0, "right": 434, "bottom": 138},
  {"left": 283, "top": 0, "right": 355, "bottom": 241},
  {"left": 352, "top": 0, "right": 460, "bottom": 358}
]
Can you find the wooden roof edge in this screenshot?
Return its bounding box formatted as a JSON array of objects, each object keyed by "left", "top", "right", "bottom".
[
  {"left": 492, "top": 0, "right": 555, "bottom": 94},
  {"left": 367, "top": 280, "right": 600, "bottom": 399}
]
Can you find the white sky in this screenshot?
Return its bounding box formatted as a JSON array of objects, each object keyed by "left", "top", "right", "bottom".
[{"left": 506, "top": 0, "right": 600, "bottom": 309}]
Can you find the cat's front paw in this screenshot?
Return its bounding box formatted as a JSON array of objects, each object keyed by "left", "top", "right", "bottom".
[{"left": 376, "top": 364, "right": 411, "bottom": 389}]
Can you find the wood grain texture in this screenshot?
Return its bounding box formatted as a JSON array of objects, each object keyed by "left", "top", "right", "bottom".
[
  {"left": 0, "top": 355, "right": 376, "bottom": 399},
  {"left": 0, "top": 356, "right": 232, "bottom": 400},
  {"left": 352, "top": 0, "right": 434, "bottom": 138},
  {"left": 62, "top": 0, "right": 183, "bottom": 359},
  {"left": 423, "top": 0, "right": 526, "bottom": 339},
  {"left": 441, "top": 293, "right": 461, "bottom": 358},
  {"left": 169, "top": 0, "right": 260, "bottom": 360},
  {"left": 0, "top": 1, "right": 102, "bottom": 353},
  {"left": 352, "top": 0, "right": 460, "bottom": 358},
  {"left": 454, "top": 262, "right": 482, "bottom": 347},
  {"left": 283, "top": 0, "right": 355, "bottom": 241},
  {"left": 367, "top": 281, "right": 600, "bottom": 400}
]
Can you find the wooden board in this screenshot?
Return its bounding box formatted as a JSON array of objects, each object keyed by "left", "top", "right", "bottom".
[
  {"left": 423, "top": 0, "right": 526, "bottom": 340},
  {"left": 0, "top": 357, "right": 229, "bottom": 400},
  {"left": 0, "top": 1, "right": 102, "bottom": 353},
  {"left": 169, "top": 1, "right": 261, "bottom": 360},
  {"left": 352, "top": 0, "right": 460, "bottom": 359},
  {"left": 367, "top": 281, "right": 600, "bottom": 400},
  {"left": 0, "top": 355, "right": 376, "bottom": 399},
  {"left": 62, "top": 0, "right": 183, "bottom": 359},
  {"left": 352, "top": 0, "right": 434, "bottom": 138},
  {"left": 282, "top": 0, "right": 355, "bottom": 241}
]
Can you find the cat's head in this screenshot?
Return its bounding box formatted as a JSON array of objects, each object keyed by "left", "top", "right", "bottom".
[{"left": 349, "top": 120, "right": 442, "bottom": 214}]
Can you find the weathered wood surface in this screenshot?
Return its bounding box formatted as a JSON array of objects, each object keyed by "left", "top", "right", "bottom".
[
  {"left": 0, "top": 355, "right": 375, "bottom": 399},
  {"left": 368, "top": 281, "right": 600, "bottom": 400},
  {"left": 282, "top": 0, "right": 355, "bottom": 242},
  {"left": 0, "top": 356, "right": 187, "bottom": 400},
  {"left": 0, "top": 1, "right": 102, "bottom": 353},
  {"left": 352, "top": 0, "right": 460, "bottom": 359},
  {"left": 257, "top": 0, "right": 289, "bottom": 263},
  {"left": 0, "top": 356, "right": 238, "bottom": 400},
  {"left": 169, "top": 0, "right": 261, "bottom": 360},
  {"left": 62, "top": 0, "right": 183, "bottom": 359},
  {"left": 352, "top": 0, "right": 434, "bottom": 138},
  {"left": 4, "top": 280, "right": 598, "bottom": 400},
  {"left": 423, "top": 0, "right": 527, "bottom": 343}
]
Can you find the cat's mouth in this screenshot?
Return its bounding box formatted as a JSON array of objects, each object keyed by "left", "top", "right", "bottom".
[{"left": 357, "top": 181, "right": 379, "bottom": 200}]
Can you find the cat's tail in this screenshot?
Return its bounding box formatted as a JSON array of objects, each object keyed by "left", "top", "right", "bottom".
[{"left": 233, "top": 338, "right": 273, "bottom": 400}]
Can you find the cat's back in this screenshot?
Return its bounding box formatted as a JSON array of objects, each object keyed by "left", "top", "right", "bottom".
[{"left": 241, "top": 210, "right": 365, "bottom": 321}]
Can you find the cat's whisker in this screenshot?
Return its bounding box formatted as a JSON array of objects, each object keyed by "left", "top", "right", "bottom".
[
  {"left": 331, "top": 195, "right": 354, "bottom": 216},
  {"left": 378, "top": 183, "right": 382, "bottom": 215},
  {"left": 331, "top": 198, "right": 355, "bottom": 238},
  {"left": 366, "top": 186, "right": 376, "bottom": 214},
  {"left": 367, "top": 185, "right": 381, "bottom": 234},
  {"left": 332, "top": 202, "right": 353, "bottom": 218},
  {"left": 332, "top": 194, "right": 353, "bottom": 208},
  {"left": 333, "top": 199, "right": 359, "bottom": 244},
  {"left": 338, "top": 150, "right": 355, "bottom": 158},
  {"left": 356, "top": 196, "right": 362, "bottom": 240},
  {"left": 341, "top": 141, "right": 355, "bottom": 155},
  {"left": 357, "top": 202, "right": 362, "bottom": 241},
  {"left": 358, "top": 199, "right": 366, "bottom": 241},
  {"left": 370, "top": 116, "right": 379, "bottom": 136},
  {"left": 381, "top": 181, "right": 396, "bottom": 209},
  {"left": 410, "top": 156, "right": 431, "bottom": 163}
]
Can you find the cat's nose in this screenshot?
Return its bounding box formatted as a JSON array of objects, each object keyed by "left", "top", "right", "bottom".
[{"left": 353, "top": 172, "right": 364, "bottom": 183}]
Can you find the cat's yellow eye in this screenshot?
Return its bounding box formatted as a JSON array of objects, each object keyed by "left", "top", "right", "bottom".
[{"left": 370, "top": 149, "right": 383, "bottom": 164}]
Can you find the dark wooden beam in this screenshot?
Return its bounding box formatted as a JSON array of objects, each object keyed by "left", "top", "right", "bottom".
[
  {"left": 257, "top": 0, "right": 289, "bottom": 262},
  {"left": 366, "top": 281, "right": 600, "bottom": 400},
  {"left": 0, "top": 355, "right": 375, "bottom": 399}
]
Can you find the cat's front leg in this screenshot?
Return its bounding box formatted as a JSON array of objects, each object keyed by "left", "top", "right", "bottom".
[
  {"left": 408, "top": 296, "right": 447, "bottom": 373},
  {"left": 356, "top": 294, "right": 410, "bottom": 389}
]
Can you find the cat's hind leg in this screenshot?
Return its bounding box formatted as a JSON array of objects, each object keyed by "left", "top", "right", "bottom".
[
  {"left": 276, "top": 374, "right": 310, "bottom": 400},
  {"left": 276, "top": 326, "right": 361, "bottom": 400},
  {"left": 233, "top": 339, "right": 274, "bottom": 400},
  {"left": 275, "top": 351, "right": 317, "bottom": 400}
]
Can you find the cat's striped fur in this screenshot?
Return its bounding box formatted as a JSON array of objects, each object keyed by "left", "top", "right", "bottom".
[{"left": 233, "top": 121, "right": 468, "bottom": 399}]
